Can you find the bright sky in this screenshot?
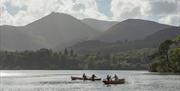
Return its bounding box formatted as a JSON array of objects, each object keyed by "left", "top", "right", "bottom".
[{"left": 0, "top": 0, "right": 180, "bottom": 26}]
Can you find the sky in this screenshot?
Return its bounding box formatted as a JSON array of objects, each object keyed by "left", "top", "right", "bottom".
[{"left": 0, "top": 0, "right": 179, "bottom": 26}]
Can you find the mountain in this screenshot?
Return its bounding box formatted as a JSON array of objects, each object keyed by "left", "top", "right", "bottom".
[
  {"left": 1, "top": 14, "right": 178, "bottom": 51},
  {"left": 0, "top": 12, "right": 101, "bottom": 51},
  {"left": 71, "top": 27, "right": 180, "bottom": 54},
  {"left": 26, "top": 12, "right": 101, "bottom": 49},
  {"left": 144, "top": 27, "right": 180, "bottom": 42},
  {"left": 0, "top": 25, "right": 47, "bottom": 51},
  {"left": 96, "top": 19, "right": 173, "bottom": 42},
  {"left": 82, "top": 18, "right": 118, "bottom": 31}
]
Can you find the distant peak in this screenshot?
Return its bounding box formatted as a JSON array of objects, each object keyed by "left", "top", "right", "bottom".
[
  {"left": 83, "top": 18, "right": 98, "bottom": 21},
  {"left": 121, "top": 19, "right": 160, "bottom": 24},
  {"left": 47, "top": 12, "right": 75, "bottom": 19},
  {"left": 124, "top": 19, "right": 147, "bottom": 22},
  {"left": 49, "top": 12, "right": 61, "bottom": 16}
]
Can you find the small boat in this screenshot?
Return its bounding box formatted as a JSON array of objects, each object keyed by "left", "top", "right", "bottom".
[
  {"left": 71, "top": 76, "right": 84, "bottom": 80},
  {"left": 71, "top": 76, "right": 101, "bottom": 81},
  {"left": 102, "top": 79, "right": 125, "bottom": 84}
]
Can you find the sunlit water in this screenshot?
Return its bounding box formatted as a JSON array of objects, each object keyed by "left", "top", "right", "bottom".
[{"left": 0, "top": 70, "right": 180, "bottom": 91}]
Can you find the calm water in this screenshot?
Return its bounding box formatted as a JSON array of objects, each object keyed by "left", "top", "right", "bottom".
[{"left": 0, "top": 70, "right": 180, "bottom": 91}]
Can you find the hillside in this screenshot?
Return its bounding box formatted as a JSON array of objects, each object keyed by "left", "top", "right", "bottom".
[
  {"left": 71, "top": 27, "right": 180, "bottom": 54},
  {"left": 144, "top": 27, "right": 180, "bottom": 42},
  {"left": 82, "top": 18, "right": 118, "bottom": 31},
  {"left": 0, "top": 25, "right": 48, "bottom": 51},
  {"left": 96, "top": 19, "right": 173, "bottom": 42},
  {"left": 0, "top": 12, "right": 101, "bottom": 51}
]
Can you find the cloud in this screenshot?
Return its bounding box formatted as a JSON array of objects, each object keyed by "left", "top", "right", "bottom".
[
  {"left": 111, "top": 0, "right": 180, "bottom": 26},
  {"left": 0, "top": 0, "right": 179, "bottom": 26},
  {"left": 4, "top": 1, "right": 27, "bottom": 16},
  {"left": 72, "top": 3, "right": 85, "bottom": 11},
  {"left": 159, "top": 15, "right": 180, "bottom": 26},
  {"left": 0, "top": 0, "right": 107, "bottom": 26},
  {"left": 55, "top": 0, "right": 108, "bottom": 20},
  {"left": 0, "top": 0, "right": 55, "bottom": 26},
  {"left": 149, "top": 0, "right": 178, "bottom": 15},
  {"left": 110, "top": 0, "right": 150, "bottom": 20}
]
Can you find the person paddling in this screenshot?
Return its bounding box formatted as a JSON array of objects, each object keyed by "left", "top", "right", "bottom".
[
  {"left": 82, "top": 73, "right": 87, "bottom": 80},
  {"left": 113, "top": 74, "right": 119, "bottom": 81},
  {"left": 91, "top": 74, "right": 96, "bottom": 81},
  {"left": 106, "top": 75, "right": 111, "bottom": 81}
]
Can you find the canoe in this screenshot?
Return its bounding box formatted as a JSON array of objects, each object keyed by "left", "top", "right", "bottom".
[
  {"left": 71, "top": 76, "right": 84, "bottom": 80},
  {"left": 102, "top": 79, "right": 125, "bottom": 84},
  {"left": 71, "top": 76, "right": 101, "bottom": 81}
]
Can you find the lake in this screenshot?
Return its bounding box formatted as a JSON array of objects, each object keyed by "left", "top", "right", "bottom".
[{"left": 0, "top": 70, "right": 180, "bottom": 91}]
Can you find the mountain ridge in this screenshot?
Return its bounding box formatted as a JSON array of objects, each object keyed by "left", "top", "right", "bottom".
[
  {"left": 0, "top": 12, "right": 178, "bottom": 51},
  {"left": 96, "top": 19, "right": 174, "bottom": 42},
  {"left": 82, "top": 18, "right": 118, "bottom": 31},
  {"left": 0, "top": 12, "right": 101, "bottom": 51},
  {"left": 71, "top": 26, "right": 180, "bottom": 54}
]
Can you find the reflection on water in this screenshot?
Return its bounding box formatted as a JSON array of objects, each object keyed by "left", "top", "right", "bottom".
[
  {"left": 0, "top": 71, "right": 25, "bottom": 77},
  {"left": 0, "top": 70, "right": 180, "bottom": 91}
]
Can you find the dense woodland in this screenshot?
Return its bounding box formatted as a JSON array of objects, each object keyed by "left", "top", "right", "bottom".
[
  {"left": 0, "top": 37, "right": 179, "bottom": 71},
  {"left": 0, "top": 47, "right": 156, "bottom": 70},
  {"left": 149, "top": 36, "right": 180, "bottom": 73}
]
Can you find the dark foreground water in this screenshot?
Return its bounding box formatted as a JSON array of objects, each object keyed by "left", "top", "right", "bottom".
[{"left": 0, "top": 70, "right": 180, "bottom": 91}]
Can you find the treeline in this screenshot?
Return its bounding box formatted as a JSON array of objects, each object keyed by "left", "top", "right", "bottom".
[
  {"left": 0, "top": 48, "right": 154, "bottom": 70},
  {"left": 0, "top": 48, "right": 80, "bottom": 70},
  {"left": 1, "top": 37, "right": 179, "bottom": 71},
  {"left": 149, "top": 36, "right": 180, "bottom": 73}
]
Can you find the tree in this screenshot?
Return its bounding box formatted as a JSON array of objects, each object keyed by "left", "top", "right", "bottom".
[
  {"left": 159, "top": 40, "right": 174, "bottom": 66},
  {"left": 170, "top": 48, "right": 180, "bottom": 72},
  {"left": 64, "top": 48, "right": 68, "bottom": 56},
  {"left": 174, "top": 35, "right": 180, "bottom": 46},
  {"left": 150, "top": 37, "right": 180, "bottom": 73},
  {"left": 70, "top": 49, "right": 74, "bottom": 56}
]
